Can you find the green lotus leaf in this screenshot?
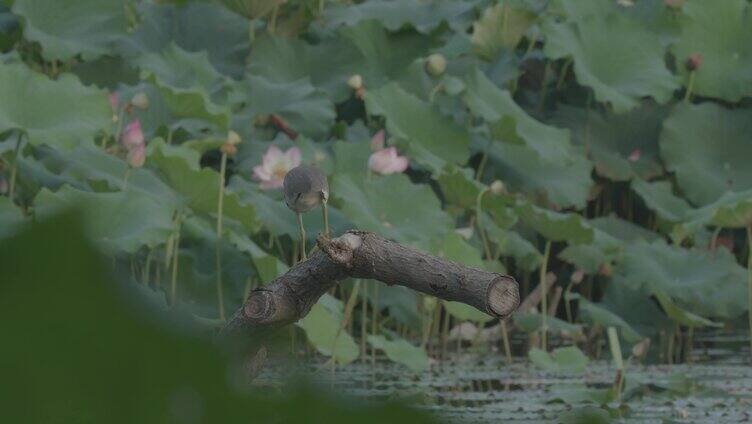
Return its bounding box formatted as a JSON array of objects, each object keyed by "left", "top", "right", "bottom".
[
  {"left": 148, "top": 139, "right": 260, "bottom": 233},
  {"left": 684, "top": 190, "right": 752, "bottom": 229},
  {"left": 437, "top": 165, "right": 484, "bottom": 210},
  {"left": 567, "top": 293, "right": 642, "bottom": 343},
  {"left": 483, "top": 223, "right": 541, "bottom": 271},
  {"left": 0, "top": 197, "right": 25, "bottom": 238},
  {"left": 226, "top": 230, "right": 288, "bottom": 285},
  {"left": 297, "top": 295, "right": 359, "bottom": 365},
  {"left": 363, "top": 281, "right": 421, "bottom": 331},
  {"left": 364, "top": 82, "right": 470, "bottom": 174},
  {"left": 34, "top": 186, "right": 174, "bottom": 254},
  {"left": 436, "top": 165, "right": 517, "bottom": 228},
  {"left": 45, "top": 142, "right": 181, "bottom": 207},
  {"left": 443, "top": 301, "right": 493, "bottom": 323},
  {"left": 464, "top": 70, "right": 592, "bottom": 208},
  {"left": 672, "top": 0, "right": 752, "bottom": 102},
  {"left": 12, "top": 0, "right": 127, "bottom": 61},
  {"left": 653, "top": 291, "right": 722, "bottom": 328},
  {"left": 542, "top": 14, "right": 678, "bottom": 113},
  {"left": 465, "top": 68, "right": 572, "bottom": 163},
  {"left": 332, "top": 174, "right": 452, "bottom": 244},
  {"left": 660, "top": 103, "right": 752, "bottom": 206},
  {"left": 139, "top": 44, "right": 231, "bottom": 130},
  {"left": 617, "top": 240, "right": 747, "bottom": 320},
  {"left": 137, "top": 43, "right": 230, "bottom": 97},
  {"left": 249, "top": 21, "right": 437, "bottom": 103},
  {"left": 515, "top": 313, "right": 582, "bottom": 336},
  {"left": 232, "top": 75, "right": 335, "bottom": 139},
  {"left": 600, "top": 280, "right": 673, "bottom": 338},
  {"left": 553, "top": 103, "right": 668, "bottom": 181},
  {"left": 0, "top": 63, "right": 110, "bottom": 149},
  {"left": 324, "top": 0, "right": 479, "bottom": 33},
  {"left": 367, "top": 334, "right": 428, "bottom": 373},
  {"left": 517, "top": 203, "right": 594, "bottom": 244},
  {"left": 484, "top": 141, "right": 593, "bottom": 210},
  {"left": 217, "top": 0, "right": 284, "bottom": 19},
  {"left": 472, "top": 2, "right": 536, "bottom": 60},
  {"left": 124, "top": 2, "right": 250, "bottom": 78},
  {"left": 528, "top": 346, "right": 589, "bottom": 373},
  {"left": 631, "top": 179, "right": 692, "bottom": 223}
]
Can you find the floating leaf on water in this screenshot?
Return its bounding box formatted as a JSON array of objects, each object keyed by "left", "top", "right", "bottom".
[
  {"left": 528, "top": 345, "right": 589, "bottom": 373},
  {"left": 367, "top": 334, "right": 429, "bottom": 373}
]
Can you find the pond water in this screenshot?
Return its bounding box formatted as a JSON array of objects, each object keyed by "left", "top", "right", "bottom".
[{"left": 259, "top": 333, "right": 752, "bottom": 423}]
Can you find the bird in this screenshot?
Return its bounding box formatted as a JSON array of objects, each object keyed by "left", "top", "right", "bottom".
[{"left": 283, "top": 164, "right": 329, "bottom": 261}]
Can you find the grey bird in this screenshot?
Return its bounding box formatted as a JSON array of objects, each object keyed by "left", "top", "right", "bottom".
[{"left": 283, "top": 164, "right": 329, "bottom": 261}]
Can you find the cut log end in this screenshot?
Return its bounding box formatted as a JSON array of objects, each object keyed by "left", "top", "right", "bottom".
[{"left": 487, "top": 276, "right": 520, "bottom": 318}]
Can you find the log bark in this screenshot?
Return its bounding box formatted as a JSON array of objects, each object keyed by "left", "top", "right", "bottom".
[{"left": 220, "top": 231, "right": 520, "bottom": 344}]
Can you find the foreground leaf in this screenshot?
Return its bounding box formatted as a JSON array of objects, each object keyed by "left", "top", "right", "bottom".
[{"left": 34, "top": 186, "right": 174, "bottom": 254}]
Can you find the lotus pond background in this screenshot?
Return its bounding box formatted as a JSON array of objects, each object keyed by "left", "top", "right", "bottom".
[{"left": 1, "top": 0, "right": 751, "bottom": 422}]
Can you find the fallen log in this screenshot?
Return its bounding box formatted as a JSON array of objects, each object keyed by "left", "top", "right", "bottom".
[{"left": 220, "top": 231, "right": 520, "bottom": 348}]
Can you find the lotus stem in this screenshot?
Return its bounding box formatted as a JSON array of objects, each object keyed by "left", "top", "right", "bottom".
[
  {"left": 215, "top": 152, "right": 228, "bottom": 321},
  {"left": 361, "top": 284, "right": 368, "bottom": 359},
  {"left": 123, "top": 168, "right": 131, "bottom": 190},
  {"left": 475, "top": 188, "right": 493, "bottom": 261},
  {"left": 684, "top": 71, "right": 696, "bottom": 102},
  {"left": 747, "top": 224, "right": 752, "bottom": 364},
  {"left": 540, "top": 240, "right": 552, "bottom": 351},
  {"left": 170, "top": 216, "right": 182, "bottom": 306},
  {"left": 322, "top": 199, "right": 330, "bottom": 237},
  {"left": 501, "top": 320, "right": 512, "bottom": 365},
  {"left": 371, "top": 283, "right": 379, "bottom": 366},
  {"left": 8, "top": 137, "right": 21, "bottom": 201},
  {"left": 607, "top": 327, "right": 624, "bottom": 401},
  {"left": 297, "top": 212, "right": 306, "bottom": 261},
  {"left": 332, "top": 280, "right": 361, "bottom": 361}
]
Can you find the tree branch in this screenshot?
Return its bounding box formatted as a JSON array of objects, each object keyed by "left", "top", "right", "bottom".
[{"left": 220, "top": 231, "right": 520, "bottom": 344}]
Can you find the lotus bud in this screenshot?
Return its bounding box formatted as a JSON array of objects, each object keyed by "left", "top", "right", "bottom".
[
  {"left": 422, "top": 296, "right": 437, "bottom": 312},
  {"left": 631, "top": 338, "right": 650, "bottom": 359},
  {"left": 685, "top": 53, "right": 702, "bottom": 71},
  {"left": 598, "top": 262, "right": 613, "bottom": 277},
  {"left": 490, "top": 180, "right": 506, "bottom": 195},
  {"left": 121, "top": 120, "right": 145, "bottom": 150},
  {"left": 254, "top": 114, "right": 270, "bottom": 127},
  {"left": 131, "top": 92, "right": 150, "bottom": 110},
  {"left": 347, "top": 74, "right": 363, "bottom": 90},
  {"left": 426, "top": 53, "right": 447, "bottom": 76},
  {"left": 571, "top": 269, "right": 585, "bottom": 284},
  {"left": 109, "top": 92, "right": 120, "bottom": 123},
  {"left": 370, "top": 130, "right": 385, "bottom": 151},
  {"left": 127, "top": 144, "right": 146, "bottom": 168},
  {"left": 220, "top": 143, "right": 237, "bottom": 156},
  {"left": 227, "top": 130, "right": 242, "bottom": 146}
]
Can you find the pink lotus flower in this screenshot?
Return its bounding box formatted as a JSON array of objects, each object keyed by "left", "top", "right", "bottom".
[
  {"left": 370, "top": 130, "right": 385, "bottom": 151},
  {"left": 122, "top": 120, "right": 144, "bottom": 150},
  {"left": 628, "top": 149, "right": 641, "bottom": 162},
  {"left": 252, "top": 145, "right": 301, "bottom": 190},
  {"left": 127, "top": 144, "right": 146, "bottom": 168},
  {"left": 368, "top": 147, "right": 409, "bottom": 175}
]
